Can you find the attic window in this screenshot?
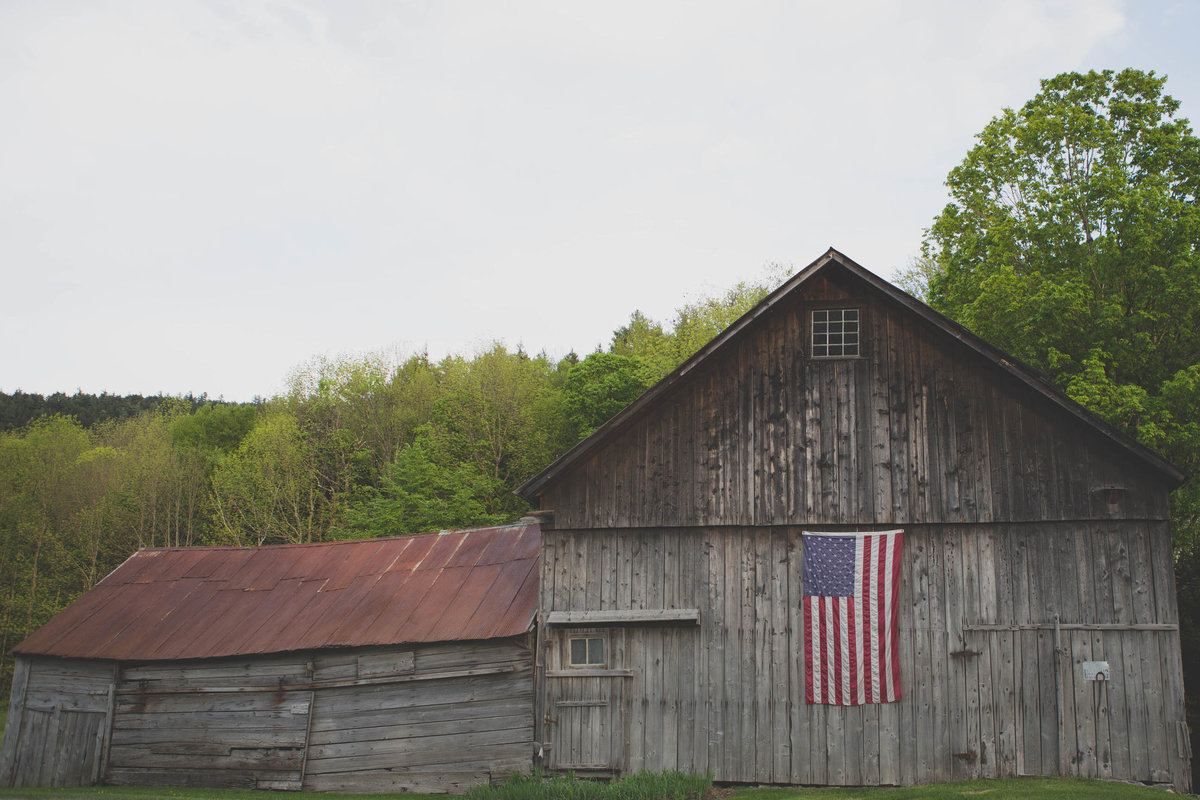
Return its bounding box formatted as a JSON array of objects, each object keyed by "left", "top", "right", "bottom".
[{"left": 812, "top": 308, "right": 860, "bottom": 358}]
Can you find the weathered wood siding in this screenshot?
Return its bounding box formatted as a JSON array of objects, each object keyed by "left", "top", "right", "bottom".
[
  {"left": 0, "top": 656, "right": 116, "bottom": 788},
  {"left": 108, "top": 653, "right": 313, "bottom": 790},
  {"left": 540, "top": 272, "right": 1168, "bottom": 529},
  {"left": 56, "top": 638, "right": 534, "bottom": 793},
  {"left": 538, "top": 525, "right": 1190, "bottom": 790},
  {"left": 302, "top": 639, "right": 534, "bottom": 793}
]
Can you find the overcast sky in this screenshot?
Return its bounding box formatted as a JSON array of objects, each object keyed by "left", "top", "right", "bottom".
[{"left": 3, "top": 1, "right": 1198, "bottom": 401}]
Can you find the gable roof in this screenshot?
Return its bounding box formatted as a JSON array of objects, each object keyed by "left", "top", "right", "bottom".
[
  {"left": 15, "top": 523, "right": 539, "bottom": 662},
  {"left": 518, "top": 248, "right": 1185, "bottom": 500}
]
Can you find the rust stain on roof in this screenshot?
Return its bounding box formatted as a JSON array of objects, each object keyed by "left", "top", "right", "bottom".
[{"left": 16, "top": 523, "right": 539, "bottom": 661}]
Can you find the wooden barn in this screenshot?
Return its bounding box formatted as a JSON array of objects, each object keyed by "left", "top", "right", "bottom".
[
  {"left": 0, "top": 523, "right": 539, "bottom": 792},
  {"left": 518, "top": 248, "right": 1192, "bottom": 790}
]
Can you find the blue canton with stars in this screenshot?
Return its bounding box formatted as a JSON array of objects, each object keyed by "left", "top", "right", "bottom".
[{"left": 803, "top": 534, "right": 858, "bottom": 597}]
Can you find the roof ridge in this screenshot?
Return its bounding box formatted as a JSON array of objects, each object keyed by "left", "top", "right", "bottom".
[{"left": 131, "top": 521, "right": 536, "bottom": 554}]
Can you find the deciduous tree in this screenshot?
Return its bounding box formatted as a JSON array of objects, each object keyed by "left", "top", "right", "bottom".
[{"left": 924, "top": 68, "right": 1200, "bottom": 548}]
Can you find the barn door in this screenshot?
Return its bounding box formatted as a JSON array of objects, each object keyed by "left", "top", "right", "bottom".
[
  {"left": 546, "top": 628, "right": 624, "bottom": 774},
  {"left": 0, "top": 658, "right": 116, "bottom": 789}
]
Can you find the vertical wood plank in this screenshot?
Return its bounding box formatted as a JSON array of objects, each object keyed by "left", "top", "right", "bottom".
[
  {"left": 752, "top": 529, "right": 772, "bottom": 782},
  {"left": 769, "top": 530, "right": 791, "bottom": 782},
  {"left": 0, "top": 656, "right": 32, "bottom": 787},
  {"left": 788, "top": 528, "right": 812, "bottom": 785}
]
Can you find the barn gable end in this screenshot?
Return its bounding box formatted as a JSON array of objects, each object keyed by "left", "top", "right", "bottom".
[
  {"left": 524, "top": 249, "right": 1191, "bottom": 791},
  {"left": 521, "top": 250, "right": 1181, "bottom": 527}
]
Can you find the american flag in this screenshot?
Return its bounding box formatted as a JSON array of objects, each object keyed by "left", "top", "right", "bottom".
[{"left": 802, "top": 529, "right": 903, "bottom": 705}]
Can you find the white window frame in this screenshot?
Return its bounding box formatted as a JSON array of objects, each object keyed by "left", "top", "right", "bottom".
[{"left": 811, "top": 307, "right": 861, "bottom": 358}]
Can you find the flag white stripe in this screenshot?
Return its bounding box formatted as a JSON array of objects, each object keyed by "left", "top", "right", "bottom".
[
  {"left": 854, "top": 536, "right": 865, "bottom": 705},
  {"left": 882, "top": 531, "right": 896, "bottom": 702},
  {"left": 838, "top": 596, "right": 848, "bottom": 705},
  {"left": 868, "top": 534, "right": 880, "bottom": 702},
  {"left": 809, "top": 598, "right": 821, "bottom": 702},
  {"left": 824, "top": 595, "right": 835, "bottom": 704}
]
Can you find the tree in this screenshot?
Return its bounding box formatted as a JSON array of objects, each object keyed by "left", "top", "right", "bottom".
[
  {"left": 211, "top": 412, "right": 323, "bottom": 545},
  {"left": 923, "top": 68, "right": 1200, "bottom": 548},
  {"left": 337, "top": 344, "right": 573, "bottom": 535},
  {"left": 562, "top": 352, "right": 656, "bottom": 438},
  {"left": 340, "top": 438, "right": 508, "bottom": 537},
  {"left": 609, "top": 265, "right": 791, "bottom": 384},
  {"left": 669, "top": 274, "right": 783, "bottom": 364},
  {"left": 423, "top": 345, "right": 567, "bottom": 496}
]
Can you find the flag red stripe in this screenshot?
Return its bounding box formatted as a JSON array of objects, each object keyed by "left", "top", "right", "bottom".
[
  {"left": 889, "top": 531, "right": 903, "bottom": 700},
  {"left": 834, "top": 599, "right": 842, "bottom": 705},
  {"left": 861, "top": 534, "right": 873, "bottom": 703},
  {"left": 804, "top": 597, "right": 814, "bottom": 703},
  {"left": 877, "top": 531, "right": 887, "bottom": 700}
]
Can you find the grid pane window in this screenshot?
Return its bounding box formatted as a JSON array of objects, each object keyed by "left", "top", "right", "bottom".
[
  {"left": 569, "top": 636, "right": 606, "bottom": 667},
  {"left": 812, "top": 308, "right": 860, "bottom": 357}
]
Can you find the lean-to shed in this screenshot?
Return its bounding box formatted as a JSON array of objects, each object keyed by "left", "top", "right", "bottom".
[
  {"left": 0, "top": 523, "right": 539, "bottom": 792},
  {"left": 518, "top": 248, "right": 1192, "bottom": 790}
]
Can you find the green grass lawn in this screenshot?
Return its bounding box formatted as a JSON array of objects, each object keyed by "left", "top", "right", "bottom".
[
  {"left": 726, "top": 777, "right": 1177, "bottom": 800},
  {"left": 0, "top": 778, "right": 1180, "bottom": 800}
]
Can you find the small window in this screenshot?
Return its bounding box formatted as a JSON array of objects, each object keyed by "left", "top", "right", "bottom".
[
  {"left": 812, "top": 308, "right": 860, "bottom": 358},
  {"left": 568, "top": 636, "right": 606, "bottom": 667}
]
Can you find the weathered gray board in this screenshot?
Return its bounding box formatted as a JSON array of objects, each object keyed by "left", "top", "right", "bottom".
[
  {"left": 2, "top": 638, "right": 533, "bottom": 793},
  {"left": 302, "top": 639, "right": 534, "bottom": 793},
  {"left": 0, "top": 657, "right": 116, "bottom": 788},
  {"left": 536, "top": 524, "right": 1190, "bottom": 791}
]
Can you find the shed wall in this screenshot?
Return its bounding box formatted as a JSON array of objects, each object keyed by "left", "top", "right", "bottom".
[
  {"left": 5, "top": 638, "right": 532, "bottom": 793},
  {"left": 538, "top": 524, "right": 1189, "bottom": 790}
]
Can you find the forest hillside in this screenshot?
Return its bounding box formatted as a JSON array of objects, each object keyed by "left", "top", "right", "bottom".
[{"left": 0, "top": 271, "right": 780, "bottom": 694}]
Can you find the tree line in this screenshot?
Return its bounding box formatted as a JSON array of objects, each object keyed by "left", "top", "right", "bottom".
[
  {"left": 0, "top": 390, "right": 223, "bottom": 433},
  {"left": 0, "top": 276, "right": 777, "bottom": 692}
]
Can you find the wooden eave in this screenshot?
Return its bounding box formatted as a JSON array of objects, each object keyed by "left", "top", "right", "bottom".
[{"left": 517, "top": 247, "right": 1187, "bottom": 502}]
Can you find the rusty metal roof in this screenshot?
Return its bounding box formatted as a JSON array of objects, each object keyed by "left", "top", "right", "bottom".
[{"left": 15, "top": 523, "right": 539, "bottom": 662}]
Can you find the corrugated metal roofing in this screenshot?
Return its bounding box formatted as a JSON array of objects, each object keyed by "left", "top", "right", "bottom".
[{"left": 15, "top": 523, "right": 539, "bottom": 662}]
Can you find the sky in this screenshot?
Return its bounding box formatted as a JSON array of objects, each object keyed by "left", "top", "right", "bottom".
[{"left": 3, "top": 1, "right": 1199, "bottom": 402}]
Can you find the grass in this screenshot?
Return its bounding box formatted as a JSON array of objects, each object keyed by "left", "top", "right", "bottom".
[
  {"left": 466, "top": 770, "right": 712, "bottom": 800},
  {"left": 0, "top": 776, "right": 1178, "bottom": 800},
  {"left": 725, "top": 777, "right": 1178, "bottom": 800}
]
